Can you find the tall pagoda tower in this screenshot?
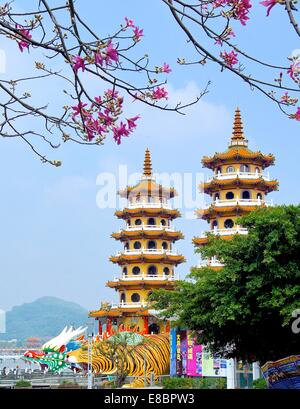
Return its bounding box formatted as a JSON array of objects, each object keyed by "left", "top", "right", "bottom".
[
  {"left": 90, "top": 149, "right": 185, "bottom": 336},
  {"left": 193, "top": 108, "right": 279, "bottom": 263}
]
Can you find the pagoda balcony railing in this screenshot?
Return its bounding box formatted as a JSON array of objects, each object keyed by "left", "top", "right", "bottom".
[
  {"left": 204, "top": 198, "right": 273, "bottom": 209},
  {"left": 116, "top": 248, "right": 179, "bottom": 256},
  {"left": 125, "top": 202, "right": 173, "bottom": 210},
  {"left": 112, "top": 273, "right": 179, "bottom": 281},
  {"left": 110, "top": 301, "right": 148, "bottom": 309},
  {"left": 206, "top": 171, "right": 270, "bottom": 183},
  {"left": 121, "top": 224, "right": 176, "bottom": 232},
  {"left": 198, "top": 257, "right": 224, "bottom": 268},
  {"left": 200, "top": 227, "right": 248, "bottom": 238}
]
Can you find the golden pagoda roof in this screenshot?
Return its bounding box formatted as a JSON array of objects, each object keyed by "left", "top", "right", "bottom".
[
  {"left": 115, "top": 207, "right": 181, "bottom": 219},
  {"left": 89, "top": 308, "right": 151, "bottom": 318},
  {"left": 119, "top": 149, "right": 177, "bottom": 199},
  {"left": 111, "top": 229, "right": 184, "bottom": 241},
  {"left": 202, "top": 108, "right": 275, "bottom": 169},
  {"left": 201, "top": 178, "right": 279, "bottom": 194},
  {"left": 197, "top": 204, "right": 268, "bottom": 220},
  {"left": 110, "top": 252, "right": 186, "bottom": 265},
  {"left": 106, "top": 279, "right": 176, "bottom": 289}
]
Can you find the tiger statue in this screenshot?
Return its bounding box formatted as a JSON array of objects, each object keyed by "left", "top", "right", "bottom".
[
  {"left": 66, "top": 331, "right": 170, "bottom": 388},
  {"left": 23, "top": 327, "right": 170, "bottom": 388}
]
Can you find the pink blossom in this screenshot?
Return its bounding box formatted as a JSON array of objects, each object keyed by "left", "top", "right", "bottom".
[
  {"left": 213, "top": 0, "right": 252, "bottom": 26},
  {"left": 125, "top": 17, "right": 134, "bottom": 27},
  {"left": 127, "top": 116, "right": 140, "bottom": 130},
  {"left": 105, "top": 40, "right": 118, "bottom": 65},
  {"left": 72, "top": 55, "right": 85, "bottom": 73},
  {"left": 113, "top": 122, "right": 130, "bottom": 145},
  {"left": 95, "top": 51, "right": 104, "bottom": 66},
  {"left": 162, "top": 63, "right": 172, "bottom": 74},
  {"left": 152, "top": 87, "right": 168, "bottom": 100},
  {"left": 287, "top": 60, "right": 300, "bottom": 81},
  {"left": 71, "top": 102, "right": 88, "bottom": 119},
  {"left": 220, "top": 50, "right": 239, "bottom": 68},
  {"left": 133, "top": 26, "right": 144, "bottom": 41},
  {"left": 16, "top": 25, "right": 32, "bottom": 52},
  {"left": 295, "top": 107, "right": 300, "bottom": 121},
  {"left": 260, "top": 0, "right": 281, "bottom": 17}
]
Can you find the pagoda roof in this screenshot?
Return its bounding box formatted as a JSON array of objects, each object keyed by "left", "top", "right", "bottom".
[
  {"left": 197, "top": 203, "right": 269, "bottom": 220},
  {"left": 115, "top": 207, "right": 181, "bottom": 219},
  {"left": 106, "top": 279, "right": 176, "bottom": 289},
  {"left": 201, "top": 178, "right": 279, "bottom": 194},
  {"left": 111, "top": 229, "right": 184, "bottom": 241},
  {"left": 202, "top": 108, "right": 275, "bottom": 169},
  {"left": 110, "top": 252, "right": 185, "bottom": 265},
  {"left": 118, "top": 149, "right": 177, "bottom": 199}
]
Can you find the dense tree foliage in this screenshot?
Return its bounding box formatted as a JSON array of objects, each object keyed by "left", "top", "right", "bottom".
[{"left": 152, "top": 205, "right": 300, "bottom": 363}]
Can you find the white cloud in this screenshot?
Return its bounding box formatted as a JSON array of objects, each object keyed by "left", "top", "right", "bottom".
[{"left": 125, "top": 81, "right": 232, "bottom": 144}]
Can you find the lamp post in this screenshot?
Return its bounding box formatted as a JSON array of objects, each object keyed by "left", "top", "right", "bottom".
[{"left": 86, "top": 321, "right": 94, "bottom": 390}]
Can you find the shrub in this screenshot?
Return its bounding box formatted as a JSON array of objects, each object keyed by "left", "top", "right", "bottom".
[
  {"left": 162, "top": 377, "right": 226, "bottom": 389},
  {"left": 253, "top": 378, "right": 267, "bottom": 389},
  {"left": 15, "top": 380, "right": 32, "bottom": 388}
]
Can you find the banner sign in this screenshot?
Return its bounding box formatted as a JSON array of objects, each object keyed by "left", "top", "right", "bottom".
[{"left": 261, "top": 355, "right": 300, "bottom": 389}]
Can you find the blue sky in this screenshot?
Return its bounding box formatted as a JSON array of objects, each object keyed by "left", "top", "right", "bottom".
[{"left": 0, "top": 0, "right": 299, "bottom": 312}]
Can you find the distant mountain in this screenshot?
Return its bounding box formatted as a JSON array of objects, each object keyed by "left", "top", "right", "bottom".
[{"left": 0, "top": 296, "right": 88, "bottom": 341}]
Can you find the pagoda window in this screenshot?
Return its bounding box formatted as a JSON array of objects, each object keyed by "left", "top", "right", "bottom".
[
  {"left": 135, "top": 219, "right": 142, "bottom": 226},
  {"left": 124, "top": 242, "right": 129, "bottom": 250},
  {"left": 214, "top": 193, "right": 220, "bottom": 201},
  {"left": 127, "top": 219, "right": 131, "bottom": 226},
  {"left": 132, "top": 266, "right": 140, "bottom": 275},
  {"left": 134, "top": 241, "right": 141, "bottom": 250},
  {"left": 240, "top": 164, "right": 249, "bottom": 173},
  {"left": 163, "top": 267, "right": 170, "bottom": 275},
  {"left": 136, "top": 194, "right": 141, "bottom": 203},
  {"left": 242, "top": 190, "right": 251, "bottom": 200},
  {"left": 147, "top": 291, "right": 153, "bottom": 299},
  {"left": 123, "top": 267, "right": 128, "bottom": 276},
  {"left": 148, "top": 217, "right": 156, "bottom": 225},
  {"left": 212, "top": 220, "right": 218, "bottom": 230},
  {"left": 226, "top": 191, "right": 234, "bottom": 200},
  {"left": 216, "top": 167, "right": 222, "bottom": 174},
  {"left": 257, "top": 193, "right": 263, "bottom": 200},
  {"left": 148, "top": 265, "right": 157, "bottom": 275},
  {"left": 161, "top": 219, "right": 166, "bottom": 226},
  {"left": 131, "top": 293, "right": 140, "bottom": 302},
  {"left": 226, "top": 166, "right": 235, "bottom": 173},
  {"left": 255, "top": 167, "right": 261, "bottom": 174},
  {"left": 162, "top": 242, "right": 168, "bottom": 250},
  {"left": 120, "top": 293, "right": 126, "bottom": 303},
  {"left": 224, "top": 219, "right": 234, "bottom": 229},
  {"left": 148, "top": 240, "right": 156, "bottom": 249},
  {"left": 147, "top": 196, "right": 154, "bottom": 203}
]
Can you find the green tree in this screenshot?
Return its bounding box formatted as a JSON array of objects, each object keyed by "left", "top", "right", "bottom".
[{"left": 152, "top": 205, "right": 300, "bottom": 364}]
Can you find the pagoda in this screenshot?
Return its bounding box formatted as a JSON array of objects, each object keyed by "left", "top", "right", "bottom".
[
  {"left": 193, "top": 108, "right": 279, "bottom": 265},
  {"left": 90, "top": 149, "right": 185, "bottom": 336}
]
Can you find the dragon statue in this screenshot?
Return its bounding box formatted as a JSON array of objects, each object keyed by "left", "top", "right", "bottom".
[{"left": 23, "top": 326, "right": 170, "bottom": 387}]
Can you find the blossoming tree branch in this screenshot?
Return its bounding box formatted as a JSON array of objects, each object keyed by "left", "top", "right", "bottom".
[
  {"left": 0, "top": 0, "right": 204, "bottom": 166},
  {"left": 163, "top": 0, "right": 300, "bottom": 120}
]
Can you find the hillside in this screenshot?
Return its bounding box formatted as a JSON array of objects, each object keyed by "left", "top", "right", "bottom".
[{"left": 0, "top": 296, "right": 88, "bottom": 341}]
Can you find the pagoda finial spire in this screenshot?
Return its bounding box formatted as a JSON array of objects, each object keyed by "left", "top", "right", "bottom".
[
  {"left": 230, "top": 107, "right": 248, "bottom": 147},
  {"left": 143, "top": 148, "right": 152, "bottom": 177}
]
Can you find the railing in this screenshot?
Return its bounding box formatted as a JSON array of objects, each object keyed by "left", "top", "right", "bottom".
[
  {"left": 115, "top": 248, "right": 179, "bottom": 256},
  {"left": 112, "top": 274, "right": 179, "bottom": 281},
  {"left": 200, "top": 227, "right": 248, "bottom": 238},
  {"left": 121, "top": 224, "right": 176, "bottom": 232},
  {"left": 198, "top": 257, "right": 224, "bottom": 268},
  {"left": 204, "top": 198, "right": 273, "bottom": 209},
  {"left": 124, "top": 202, "right": 173, "bottom": 210},
  {"left": 206, "top": 171, "right": 270, "bottom": 183},
  {"left": 110, "top": 302, "right": 148, "bottom": 309}
]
